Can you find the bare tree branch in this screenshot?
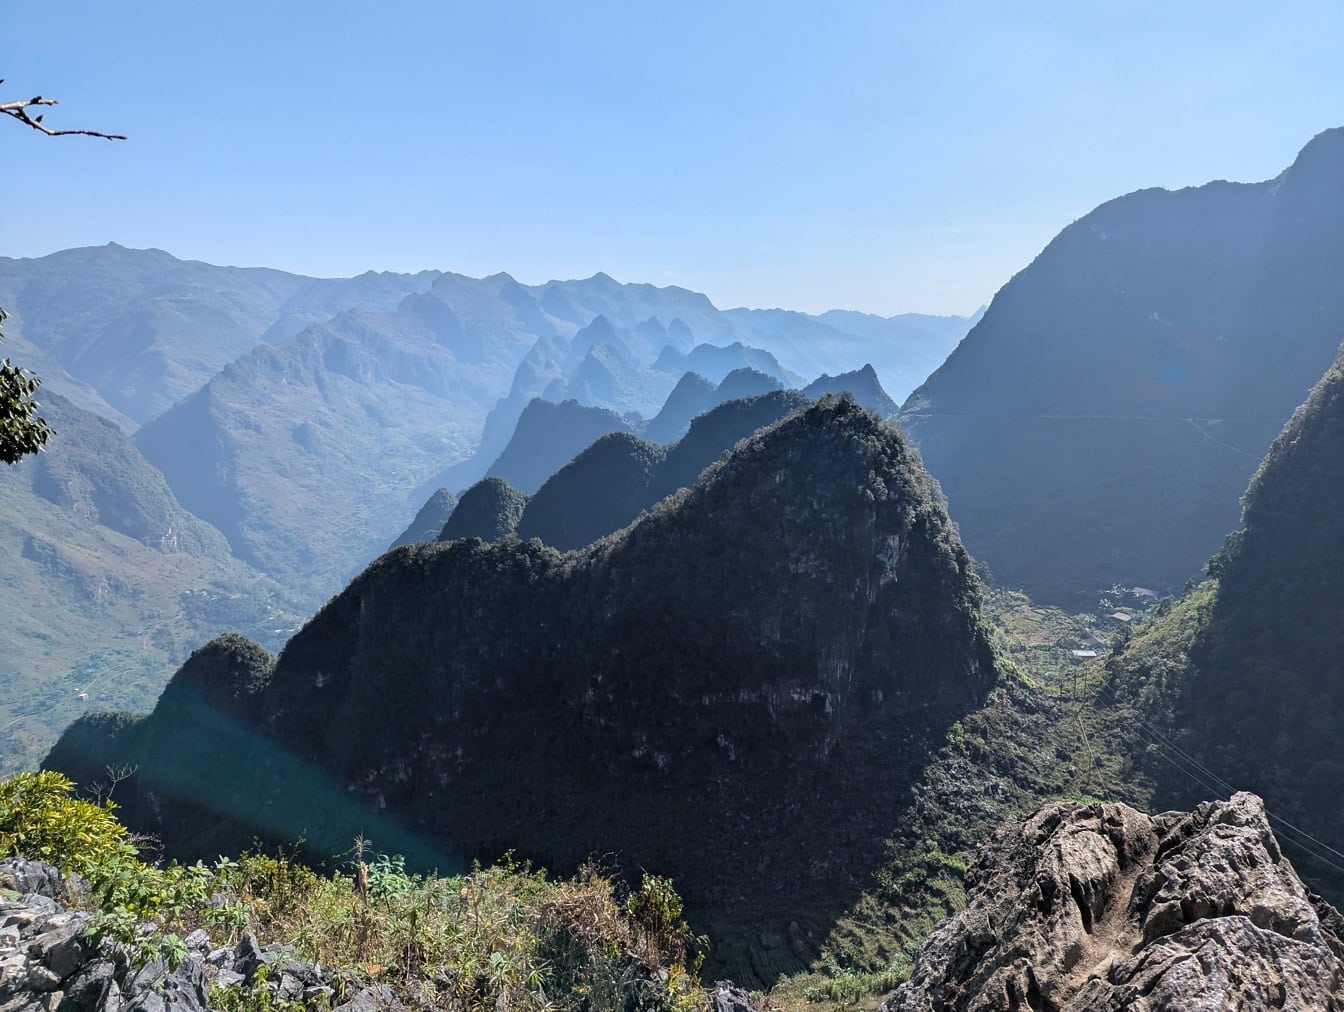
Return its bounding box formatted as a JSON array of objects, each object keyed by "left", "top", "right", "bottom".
[{"left": 0, "top": 85, "right": 126, "bottom": 140}]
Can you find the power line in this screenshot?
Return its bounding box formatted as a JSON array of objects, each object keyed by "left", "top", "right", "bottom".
[{"left": 1090, "top": 679, "right": 1344, "bottom": 880}]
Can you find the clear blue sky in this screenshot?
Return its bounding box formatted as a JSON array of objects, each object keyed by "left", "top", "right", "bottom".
[{"left": 5, "top": 1, "right": 1343, "bottom": 315}]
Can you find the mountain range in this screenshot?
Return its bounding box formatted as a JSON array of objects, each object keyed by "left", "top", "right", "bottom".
[{"left": 19, "top": 126, "right": 1344, "bottom": 1008}]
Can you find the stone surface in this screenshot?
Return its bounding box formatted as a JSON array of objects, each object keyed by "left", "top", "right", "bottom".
[
  {"left": 331, "top": 984, "right": 401, "bottom": 1012},
  {"left": 180, "top": 932, "right": 209, "bottom": 956},
  {"left": 884, "top": 792, "right": 1344, "bottom": 1011},
  {"left": 231, "top": 934, "right": 263, "bottom": 981},
  {"left": 709, "top": 980, "right": 759, "bottom": 1012},
  {"left": 61, "top": 959, "right": 119, "bottom": 1012},
  {"left": 0, "top": 863, "right": 64, "bottom": 903}
]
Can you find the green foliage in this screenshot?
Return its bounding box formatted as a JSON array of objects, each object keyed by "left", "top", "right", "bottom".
[
  {"left": 0, "top": 770, "right": 130, "bottom": 872},
  {"left": 0, "top": 308, "right": 52, "bottom": 465},
  {"left": 2, "top": 769, "right": 706, "bottom": 1009},
  {"left": 55, "top": 397, "right": 1002, "bottom": 995},
  {"left": 212, "top": 965, "right": 315, "bottom": 1012}
]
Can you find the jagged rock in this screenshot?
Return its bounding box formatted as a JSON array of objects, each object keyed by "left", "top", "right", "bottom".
[
  {"left": 61, "top": 960, "right": 119, "bottom": 1012},
  {"left": 0, "top": 863, "right": 64, "bottom": 903},
  {"left": 709, "top": 980, "right": 759, "bottom": 1011},
  {"left": 180, "top": 932, "right": 208, "bottom": 956},
  {"left": 22, "top": 967, "right": 59, "bottom": 994},
  {"left": 122, "top": 958, "right": 208, "bottom": 1012},
  {"left": 231, "top": 934, "right": 263, "bottom": 980},
  {"left": 41, "top": 929, "right": 87, "bottom": 981},
  {"left": 885, "top": 792, "right": 1344, "bottom": 1011},
  {"left": 202, "top": 948, "right": 232, "bottom": 969},
  {"left": 331, "top": 984, "right": 401, "bottom": 1012}
]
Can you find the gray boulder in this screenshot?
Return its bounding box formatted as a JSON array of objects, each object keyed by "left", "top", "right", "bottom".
[
  {"left": 0, "top": 863, "right": 64, "bottom": 903},
  {"left": 332, "top": 984, "right": 401, "bottom": 1012},
  {"left": 884, "top": 792, "right": 1344, "bottom": 1011},
  {"left": 709, "top": 981, "right": 759, "bottom": 1012}
]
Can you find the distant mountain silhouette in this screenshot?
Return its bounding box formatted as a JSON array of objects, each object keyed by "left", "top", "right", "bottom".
[
  {"left": 805, "top": 364, "right": 899, "bottom": 417},
  {"left": 0, "top": 244, "right": 440, "bottom": 424},
  {"left": 642, "top": 372, "right": 716, "bottom": 444},
  {"left": 482, "top": 398, "right": 636, "bottom": 494},
  {"left": 654, "top": 341, "right": 800, "bottom": 386}
]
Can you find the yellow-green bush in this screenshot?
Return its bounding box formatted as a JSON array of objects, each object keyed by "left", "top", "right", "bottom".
[{"left": 0, "top": 770, "right": 133, "bottom": 874}]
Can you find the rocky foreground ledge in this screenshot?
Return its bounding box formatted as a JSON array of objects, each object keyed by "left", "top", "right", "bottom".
[
  {"left": 0, "top": 857, "right": 762, "bottom": 1012},
  {"left": 0, "top": 857, "right": 364, "bottom": 1012},
  {"left": 885, "top": 792, "right": 1344, "bottom": 1012}
]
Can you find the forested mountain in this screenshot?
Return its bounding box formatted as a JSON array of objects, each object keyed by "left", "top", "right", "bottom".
[
  {"left": 899, "top": 127, "right": 1344, "bottom": 605},
  {"left": 47, "top": 398, "right": 998, "bottom": 979},
  {"left": 0, "top": 394, "right": 297, "bottom": 773},
  {"left": 438, "top": 477, "right": 529, "bottom": 542},
  {"left": 0, "top": 244, "right": 440, "bottom": 424},
  {"left": 1102, "top": 345, "right": 1344, "bottom": 891},
  {"left": 511, "top": 391, "right": 811, "bottom": 551}
]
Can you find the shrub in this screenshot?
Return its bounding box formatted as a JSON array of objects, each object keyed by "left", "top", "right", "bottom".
[{"left": 0, "top": 770, "right": 134, "bottom": 874}]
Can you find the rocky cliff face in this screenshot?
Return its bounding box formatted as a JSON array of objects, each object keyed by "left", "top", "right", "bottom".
[{"left": 887, "top": 793, "right": 1344, "bottom": 1011}]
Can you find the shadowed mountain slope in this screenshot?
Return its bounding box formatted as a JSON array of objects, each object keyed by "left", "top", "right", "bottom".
[
  {"left": 47, "top": 397, "right": 998, "bottom": 983},
  {"left": 1100, "top": 345, "right": 1344, "bottom": 896},
  {"left": 389, "top": 488, "right": 458, "bottom": 548},
  {"left": 900, "top": 127, "right": 1344, "bottom": 606}
]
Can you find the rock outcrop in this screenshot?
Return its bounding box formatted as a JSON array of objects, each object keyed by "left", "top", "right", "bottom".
[
  {"left": 0, "top": 859, "right": 347, "bottom": 1012},
  {"left": 885, "top": 793, "right": 1344, "bottom": 1011}
]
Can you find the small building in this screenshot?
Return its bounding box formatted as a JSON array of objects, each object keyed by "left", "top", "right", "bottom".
[
  {"left": 1110, "top": 612, "right": 1132, "bottom": 623},
  {"left": 1071, "top": 649, "right": 1099, "bottom": 659}
]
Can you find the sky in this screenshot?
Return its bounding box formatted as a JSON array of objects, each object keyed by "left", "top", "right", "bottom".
[{"left": 4, "top": 1, "right": 1343, "bottom": 316}]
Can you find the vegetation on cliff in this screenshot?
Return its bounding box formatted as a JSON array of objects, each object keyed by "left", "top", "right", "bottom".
[
  {"left": 47, "top": 396, "right": 1000, "bottom": 994},
  {"left": 1099, "top": 348, "right": 1344, "bottom": 895}
]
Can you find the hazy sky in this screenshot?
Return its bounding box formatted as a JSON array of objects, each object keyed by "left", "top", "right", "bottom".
[{"left": 5, "top": 1, "right": 1343, "bottom": 315}]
